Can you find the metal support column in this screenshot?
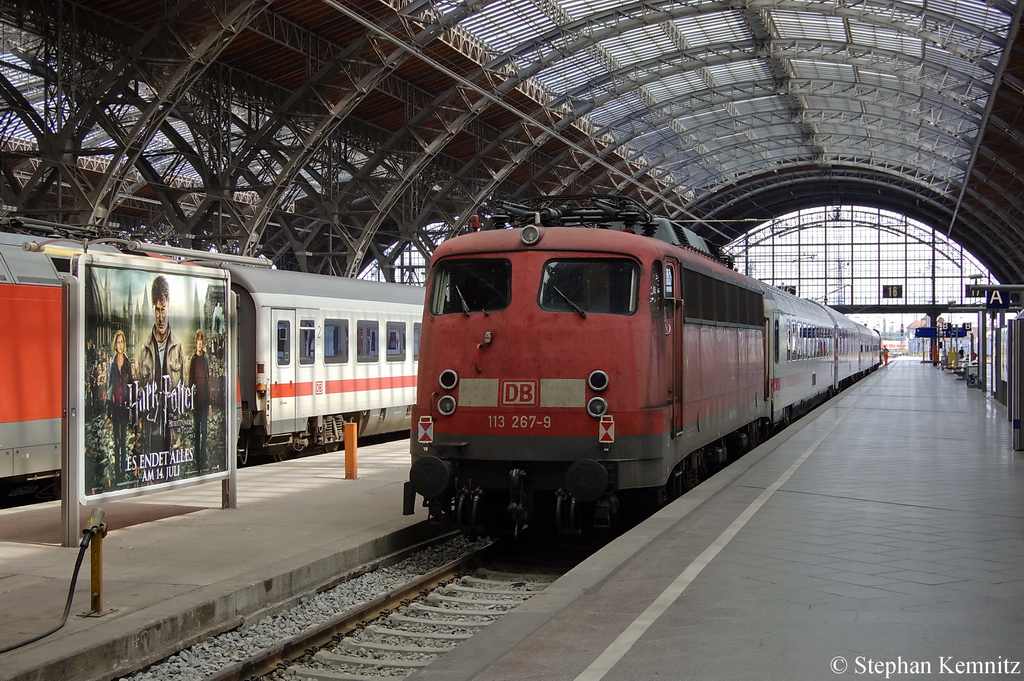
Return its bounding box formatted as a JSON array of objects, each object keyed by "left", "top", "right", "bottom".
[{"left": 1011, "top": 317, "right": 1024, "bottom": 449}]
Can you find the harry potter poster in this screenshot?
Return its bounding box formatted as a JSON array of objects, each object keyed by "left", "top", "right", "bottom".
[{"left": 78, "top": 254, "right": 230, "bottom": 499}]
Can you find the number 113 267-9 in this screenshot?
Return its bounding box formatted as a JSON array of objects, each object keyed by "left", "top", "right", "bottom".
[{"left": 487, "top": 415, "right": 552, "bottom": 429}]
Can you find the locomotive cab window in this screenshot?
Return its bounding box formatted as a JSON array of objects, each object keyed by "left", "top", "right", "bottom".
[
  {"left": 431, "top": 258, "right": 511, "bottom": 315},
  {"left": 324, "top": 319, "right": 348, "bottom": 364},
  {"left": 539, "top": 259, "right": 638, "bottom": 316}
]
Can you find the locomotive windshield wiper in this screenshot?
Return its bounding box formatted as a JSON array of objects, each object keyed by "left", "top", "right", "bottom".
[
  {"left": 552, "top": 286, "right": 586, "bottom": 318},
  {"left": 454, "top": 285, "right": 471, "bottom": 316}
]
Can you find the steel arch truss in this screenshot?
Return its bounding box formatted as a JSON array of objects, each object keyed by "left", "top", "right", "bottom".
[{"left": 1, "top": 0, "right": 1022, "bottom": 283}]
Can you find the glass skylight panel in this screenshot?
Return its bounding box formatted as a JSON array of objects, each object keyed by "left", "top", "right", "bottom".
[
  {"left": 601, "top": 25, "right": 675, "bottom": 66},
  {"left": 672, "top": 11, "right": 748, "bottom": 49},
  {"left": 645, "top": 71, "right": 706, "bottom": 103},
  {"left": 929, "top": 0, "right": 1012, "bottom": 33},
  {"left": 848, "top": 23, "right": 924, "bottom": 57},
  {"left": 704, "top": 60, "right": 770, "bottom": 87},
  {"left": 590, "top": 92, "right": 647, "bottom": 127},
  {"left": 680, "top": 105, "right": 737, "bottom": 132},
  {"left": 770, "top": 10, "right": 847, "bottom": 42},
  {"left": 789, "top": 60, "right": 855, "bottom": 83},
  {"left": 558, "top": 0, "right": 631, "bottom": 21},
  {"left": 458, "top": 1, "right": 555, "bottom": 55},
  {"left": 535, "top": 51, "right": 606, "bottom": 95},
  {"left": 729, "top": 95, "right": 789, "bottom": 118},
  {"left": 923, "top": 45, "right": 993, "bottom": 84}
]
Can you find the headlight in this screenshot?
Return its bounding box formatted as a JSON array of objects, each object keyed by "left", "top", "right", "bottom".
[
  {"left": 438, "top": 395, "right": 457, "bottom": 416},
  {"left": 587, "top": 397, "right": 608, "bottom": 418},
  {"left": 588, "top": 370, "right": 609, "bottom": 391},
  {"left": 439, "top": 369, "right": 459, "bottom": 390},
  {"left": 521, "top": 224, "right": 543, "bottom": 245}
]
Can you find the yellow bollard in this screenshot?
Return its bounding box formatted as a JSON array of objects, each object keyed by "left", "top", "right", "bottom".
[
  {"left": 344, "top": 422, "right": 358, "bottom": 479},
  {"left": 86, "top": 507, "right": 108, "bottom": 616}
]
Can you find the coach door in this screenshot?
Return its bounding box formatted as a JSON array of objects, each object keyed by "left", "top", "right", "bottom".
[
  {"left": 271, "top": 308, "right": 296, "bottom": 433},
  {"left": 665, "top": 258, "right": 683, "bottom": 433}
]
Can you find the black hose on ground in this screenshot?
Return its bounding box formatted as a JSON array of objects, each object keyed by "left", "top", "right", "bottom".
[{"left": 0, "top": 527, "right": 96, "bottom": 655}]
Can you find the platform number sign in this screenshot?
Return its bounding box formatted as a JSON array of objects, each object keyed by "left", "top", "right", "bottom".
[
  {"left": 882, "top": 284, "right": 903, "bottom": 299},
  {"left": 986, "top": 289, "right": 1011, "bottom": 309}
]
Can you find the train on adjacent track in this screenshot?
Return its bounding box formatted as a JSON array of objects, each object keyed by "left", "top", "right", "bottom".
[
  {"left": 0, "top": 231, "right": 423, "bottom": 502},
  {"left": 404, "top": 196, "right": 881, "bottom": 537}
]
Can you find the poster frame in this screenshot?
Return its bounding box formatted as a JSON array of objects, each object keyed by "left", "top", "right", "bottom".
[{"left": 68, "top": 252, "right": 234, "bottom": 506}]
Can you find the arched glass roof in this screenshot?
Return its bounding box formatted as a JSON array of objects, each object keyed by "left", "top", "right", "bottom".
[
  {"left": 725, "top": 205, "right": 994, "bottom": 307},
  {"left": 450, "top": 0, "right": 1011, "bottom": 201},
  {"left": 2, "top": 0, "right": 1021, "bottom": 281}
]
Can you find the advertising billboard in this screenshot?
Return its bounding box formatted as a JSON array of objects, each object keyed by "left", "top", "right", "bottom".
[{"left": 76, "top": 253, "right": 231, "bottom": 501}]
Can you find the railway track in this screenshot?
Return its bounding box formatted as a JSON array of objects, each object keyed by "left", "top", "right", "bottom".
[
  {"left": 172, "top": 539, "right": 563, "bottom": 681},
  {"left": 284, "top": 568, "right": 556, "bottom": 680}
]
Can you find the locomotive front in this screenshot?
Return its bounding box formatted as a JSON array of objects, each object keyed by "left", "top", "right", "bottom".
[{"left": 405, "top": 226, "right": 668, "bottom": 536}]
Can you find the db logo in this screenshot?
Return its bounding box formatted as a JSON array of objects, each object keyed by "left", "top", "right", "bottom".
[
  {"left": 499, "top": 380, "right": 539, "bottom": 406},
  {"left": 314, "top": 381, "right": 324, "bottom": 395}
]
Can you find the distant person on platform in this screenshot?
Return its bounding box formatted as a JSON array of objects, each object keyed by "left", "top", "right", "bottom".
[
  {"left": 188, "top": 328, "right": 211, "bottom": 473},
  {"left": 137, "top": 275, "right": 185, "bottom": 454}
]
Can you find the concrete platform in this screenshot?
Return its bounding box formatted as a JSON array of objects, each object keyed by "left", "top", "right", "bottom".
[
  {"left": 416, "top": 360, "right": 1024, "bottom": 680},
  {"left": 0, "top": 438, "right": 442, "bottom": 681}
]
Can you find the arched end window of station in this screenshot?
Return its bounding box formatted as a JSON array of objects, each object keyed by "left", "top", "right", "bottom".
[
  {"left": 358, "top": 222, "right": 448, "bottom": 285},
  {"left": 725, "top": 206, "right": 996, "bottom": 308}
]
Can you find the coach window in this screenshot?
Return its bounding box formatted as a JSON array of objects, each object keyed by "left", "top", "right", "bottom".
[
  {"left": 324, "top": 319, "right": 349, "bottom": 364},
  {"left": 539, "top": 259, "right": 639, "bottom": 315},
  {"left": 357, "top": 321, "right": 379, "bottom": 362},
  {"left": 277, "top": 320, "right": 290, "bottom": 366},
  {"left": 649, "top": 261, "right": 663, "bottom": 317},
  {"left": 431, "top": 258, "right": 512, "bottom": 315},
  {"left": 774, "top": 318, "right": 780, "bottom": 363},
  {"left": 386, "top": 322, "right": 406, "bottom": 362},
  {"left": 299, "top": 319, "right": 315, "bottom": 365},
  {"left": 413, "top": 323, "right": 421, "bottom": 361}
]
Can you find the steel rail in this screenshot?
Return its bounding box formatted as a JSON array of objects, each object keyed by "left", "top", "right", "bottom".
[{"left": 203, "top": 539, "right": 497, "bottom": 681}]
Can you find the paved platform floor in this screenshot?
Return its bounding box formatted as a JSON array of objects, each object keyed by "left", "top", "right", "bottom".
[
  {"left": 0, "top": 437, "right": 440, "bottom": 681},
  {"left": 416, "top": 360, "right": 1024, "bottom": 681}
]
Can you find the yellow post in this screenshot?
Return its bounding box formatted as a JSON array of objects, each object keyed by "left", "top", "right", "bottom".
[
  {"left": 91, "top": 530, "right": 103, "bottom": 614},
  {"left": 344, "top": 422, "right": 358, "bottom": 479},
  {"left": 86, "top": 507, "right": 107, "bottom": 615}
]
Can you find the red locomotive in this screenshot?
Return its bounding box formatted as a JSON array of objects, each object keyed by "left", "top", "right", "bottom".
[{"left": 404, "top": 197, "right": 879, "bottom": 536}]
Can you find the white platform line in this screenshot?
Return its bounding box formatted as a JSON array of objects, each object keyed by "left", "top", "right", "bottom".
[{"left": 574, "top": 392, "right": 869, "bottom": 681}]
